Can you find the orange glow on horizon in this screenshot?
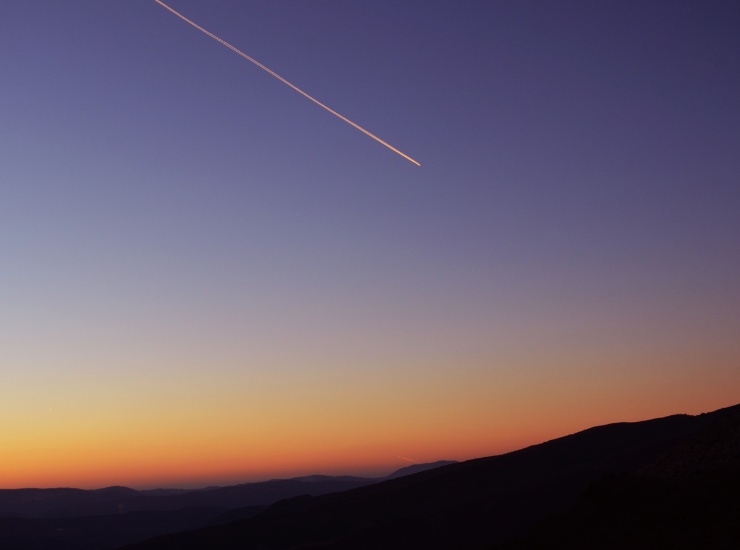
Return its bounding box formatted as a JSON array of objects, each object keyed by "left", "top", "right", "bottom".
[
  {"left": 4, "top": 383, "right": 737, "bottom": 489},
  {"left": 4, "top": 327, "right": 738, "bottom": 490}
]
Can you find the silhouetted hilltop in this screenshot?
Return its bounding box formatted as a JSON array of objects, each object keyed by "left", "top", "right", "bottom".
[
  {"left": 640, "top": 403, "right": 740, "bottom": 478},
  {"left": 500, "top": 403, "right": 740, "bottom": 549},
  {"left": 122, "top": 404, "right": 739, "bottom": 549}
]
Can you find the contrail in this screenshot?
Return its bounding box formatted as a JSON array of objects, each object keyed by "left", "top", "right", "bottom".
[{"left": 154, "top": 0, "right": 421, "bottom": 166}]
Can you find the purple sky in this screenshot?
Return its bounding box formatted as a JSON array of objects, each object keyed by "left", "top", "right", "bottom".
[{"left": 2, "top": 1, "right": 739, "bottom": 488}]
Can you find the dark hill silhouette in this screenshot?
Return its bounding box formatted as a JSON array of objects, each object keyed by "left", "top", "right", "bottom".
[
  {"left": 120, "top": 403, "right": 740, "bottom": 549},
  {"left": 0, "top": 508, "right": 227, "bottom": 550},
  {"left": 0, "top": 477, "right": 377, "bottom": 519},
  {"left": 0, "top": 462, "right": 450, "bottom": 549},
  {"left": 499, "top": 404, "right": 740, "bottom": 548},
  {"left": 200, "top": 463, "right": 460, "bottom": 528}
]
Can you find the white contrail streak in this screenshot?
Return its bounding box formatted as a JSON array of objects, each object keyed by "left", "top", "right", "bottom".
[{"left": 154, "top": 0, "right": 421, "bottom": 166}]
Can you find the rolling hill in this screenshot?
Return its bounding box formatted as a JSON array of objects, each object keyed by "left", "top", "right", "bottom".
[{"left": 122, "top": 403, "right": 740, "bottom": 549}]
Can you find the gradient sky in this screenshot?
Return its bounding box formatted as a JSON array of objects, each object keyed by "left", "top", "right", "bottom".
[{"left": 2, "top": 0, "right": 739, "bottom": 489}]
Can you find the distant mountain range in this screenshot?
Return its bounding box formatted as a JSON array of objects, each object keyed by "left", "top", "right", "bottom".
[
  {"left": 0, "top": 461, "right": 454, "bottom": 549},
  {"left": 120, "top": 403, "right": 740, "bottom": 549},
  {"left": 2, "top": 404, "right": 738, "bottom": 549}
]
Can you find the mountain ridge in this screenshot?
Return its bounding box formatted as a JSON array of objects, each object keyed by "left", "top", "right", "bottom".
[
  {"left": 0, "top": 462, "right": 455, "bottom": 549},
  {"left": 122, "top": 403, "right": 740, "bottom": 549},
  {"left": 0, "top": 462, "right": 455, "bottom": 520}
]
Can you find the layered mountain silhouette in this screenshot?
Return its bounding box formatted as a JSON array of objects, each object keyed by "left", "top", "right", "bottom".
[
  {"left": 2, "top": 404, "right": 738, "bottom": 549},
  {"left": 0, "top": 462, "right": 452, "bottom": 549},
  {"left": 119, "top": 403, "right": 740, "bottom": 549}
]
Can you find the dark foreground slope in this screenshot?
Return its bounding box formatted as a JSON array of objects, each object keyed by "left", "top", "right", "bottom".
[
  {"left": 0, "top": 508, "right": 239, "bottom": 550},
  {"left": 123, "top": 404, "right": 739, "bottom": 549},
  {"left": 500, "top": 404, "right": 740, "bottom": 549}
]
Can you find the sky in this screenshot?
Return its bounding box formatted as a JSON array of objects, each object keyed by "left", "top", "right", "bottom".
[{"left": 2, "top": 0, "right": 739, "bottom": 490}]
